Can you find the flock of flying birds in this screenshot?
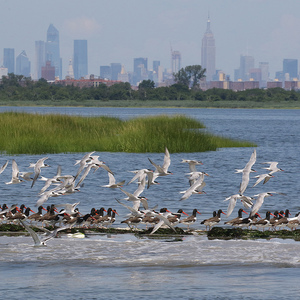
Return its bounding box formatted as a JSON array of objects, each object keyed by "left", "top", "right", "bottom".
[{"left": 0, "top": 147, "right": 299, "bottom": 246}]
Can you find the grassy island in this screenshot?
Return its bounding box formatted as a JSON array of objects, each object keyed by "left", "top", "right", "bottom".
[{"left": 0, "top": 112, "right": 255, "bottom": 154}]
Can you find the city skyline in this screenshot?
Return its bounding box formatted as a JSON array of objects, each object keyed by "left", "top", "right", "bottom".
[{"left": 1, "top": 0, "right": 300, "bottom": 80}]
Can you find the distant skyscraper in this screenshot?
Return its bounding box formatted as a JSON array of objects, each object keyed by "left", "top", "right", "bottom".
[
  {"left": 100, "top": 66, "right": 111, "bottom": 80},
  {"left": 153, "top": 61, "right": 160, "bottom": 74},
  {"left": 3, "top": 48, "right": 15, "bottom": 74},
  {"left": 275, "top": 71, "right": 284, "bottom": 82},
  {"left": 283, "top": 59, "right": 298, "bottom": 80},
  {"left": 46, "top": 24, "right": 61, "bottom": 79},
  {"left": 67, "top": 59, "right": 74, "bottom": 79},
  {"left": 201, "top": 17, "right": 216, "bottom": 81},
  {"left": 171, "top": 50, "right": 181, "bottom": 74},
  {"left": 35, "top": 41, "right": 45, "bottom": 80},
  {"left": 234, "top": 69, "right": 240, "bottom": 82},
  {"left": 110, "top": 63, "right": 122, "bottom": 81},
  {"left": 118, "top": 65, "right": 129, "bottom": 82},
  {"left": 0, "top": 67, "right": 8, "bottom": 77},
  {"left": 73, "top": 40, "right": 88, "bottom": 79},
  {"left": 249, "top": 68, "right": 261, "bottom": 83},
  {"left": 133, "top": 57, "right": 148, "bottom": 85},
  {"left": 157, "top": 65, "right": 164, "bottom": 83},
  {"left": 134, "top": 57, "right": 148, "bottom": 74},
  {"left": 259, "top": 62, "right": 269, "bottom": 88},
  {"left": 16, "top": 50, "right": 31, "bottom": 77},
  {"left": 239, "top": 55, "right": 254, "bottom": 81}
]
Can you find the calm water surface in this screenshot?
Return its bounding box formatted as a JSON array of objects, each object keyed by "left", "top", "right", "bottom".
[{"left": 1, "top": 107, "right": 300, "bottom": 299}]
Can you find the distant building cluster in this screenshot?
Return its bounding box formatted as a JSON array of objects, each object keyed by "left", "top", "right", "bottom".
[{"left": 1, "top": 20, "right": 300, "bottom": 91}]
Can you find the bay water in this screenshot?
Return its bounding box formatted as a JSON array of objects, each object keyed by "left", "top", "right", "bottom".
[{"left": 0, "top": 107, "right": 299, "bottom": 299}]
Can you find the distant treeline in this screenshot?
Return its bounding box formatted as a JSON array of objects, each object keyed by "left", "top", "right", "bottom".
[{"left": 1, "top": 73, "right": 300, "bottom": 103}]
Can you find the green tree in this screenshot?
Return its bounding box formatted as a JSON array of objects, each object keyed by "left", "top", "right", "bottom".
[
  {"left": 138, "top": 80, "right": 155, "bottom": 99},
  {"left": 185, "top": 65, "right": 206, "bottom": 89},
  {"left": 138, "top": 80, "right": 155, "bottom": 90},
  {"left": 108, "top": 82, "right": 132, "bottom": 100},
  {"left": 1, "top": 73, "right": 23, "bottom": 87},
  {"left": 173, "top": 68, "right": 190, "bottom": 87},
  {"left": 173, "top": 65, "right": 206, "bottom": 89}
]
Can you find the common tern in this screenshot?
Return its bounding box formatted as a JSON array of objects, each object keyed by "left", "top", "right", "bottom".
[
  {"left": 250, "top": 192, "right": 273, "bottom": 217},
  {"left": 56, "top": 202, "right": 80, "bottom": 215},
  {"left": 238, "top": 149, "right": 256, "bottom": 194},
  {"left": 5, "top": 159, "right": 24, "bottom": 184},
  {"left": 224, "top": 194, "right": 253, "bottom": 216},
  {"left": 0, "top": 160, "right": 8, "bottom": 174},
  {"left": 181, "top": 159, "right": 203, "bottom": 172},
  {"left": 101, "top": 172, "right": 125, "bottom": 188},
  {"left": 148, "top": 147, "right": 172, "bottom": 177},
  {"left": 252, "top": 173, "right": 274, "bottom": 187},
  {"left": 180, "top": 173, "right": 206, "bottom": 201},
  {"left": 150, "top": 208, "right": 176, "bottom": 235},
  {"left": 31, "top": 157, "right": 49, "bottom": 188},
  {"left": 74, "top": 151, "right": 95, "bottom": 179},
  {"left": 262, "top": 161, "right": 284, "bottom": 174},
  {"left": 20, "top": 219, "right": 69, "bottom": 246},
  {"left": 39, "top": 165, "right": 62, "bottom": 194}
]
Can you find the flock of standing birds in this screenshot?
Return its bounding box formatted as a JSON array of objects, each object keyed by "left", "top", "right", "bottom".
[{"left": 0, "top": 147, "right": 299, "bottom": 246}]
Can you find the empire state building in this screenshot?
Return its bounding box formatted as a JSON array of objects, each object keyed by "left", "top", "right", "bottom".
[{"left": 201, "top": 17, "right": 216, "bottom": 82}]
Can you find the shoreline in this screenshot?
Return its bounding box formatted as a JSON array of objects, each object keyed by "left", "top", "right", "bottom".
[
  {"left": 1, "top": 224, "right": 300, "bottom": 241},
  {"left": 0, "top": 100, "right": 300, "bottom": 109}
]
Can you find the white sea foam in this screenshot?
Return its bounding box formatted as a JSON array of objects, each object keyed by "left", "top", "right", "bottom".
[{"left": 1, "top": 234, "right": 300, "bottom": 267}]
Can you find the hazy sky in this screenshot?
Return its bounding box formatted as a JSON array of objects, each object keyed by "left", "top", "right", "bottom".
[{"left": 1, "top": 0, "right": 300, "bottom": 79}]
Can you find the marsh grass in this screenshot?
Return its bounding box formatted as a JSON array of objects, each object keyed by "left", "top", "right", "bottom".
[{"left": 0, "top": 112, "right": 255, "bottom": 154}]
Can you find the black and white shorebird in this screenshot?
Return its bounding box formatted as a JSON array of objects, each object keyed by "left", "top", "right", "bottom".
[
  {"left": 201, "top": 209, "right": 226, "bottom": 231},
  {"left": 180, "top": 208, "right": 201, "bottom": 230}
]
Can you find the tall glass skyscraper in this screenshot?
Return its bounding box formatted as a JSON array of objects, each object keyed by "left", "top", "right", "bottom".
[
  {"left": 110, "top": 63, "right": 121, "bottom": 81},
  {"left": 73, "top": 40, "right": 88, "bottom": 79},
  {"left": 153, "top": 61, "right": 160, "bottom": 74},
  {"left": 239, "top": 55, "right": 254, "bottom": 81},
  {"left": 283, "top": 59, "right": 298, "bottom": 80},
  {"left": 16, "top": 50, "right": 31, "bottom": 77},
  {"left": 46, "top": 24, "right": 62, "bottom": 79},
  {"left": 259, "top": 62, "right": 269, "bottom": 88},
  {"left": 201, "top": 17, "right": 216, "bottom": 81},
  {"left": 100, "top": 65, "right": 111, "bottom": 80},
  {"left": 171, "top": 50, "right": 181, "bottom": 74},
  {"left": 3, "top": 48, "right": 15, "bottom": 74},
  {"left": 133, "top": 57, "right": 148, "bottom": 85}
]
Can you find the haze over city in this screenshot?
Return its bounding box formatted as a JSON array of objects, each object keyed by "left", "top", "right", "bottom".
[{"left": 1, "top": 0, "right": 300, "bottom": 80}]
